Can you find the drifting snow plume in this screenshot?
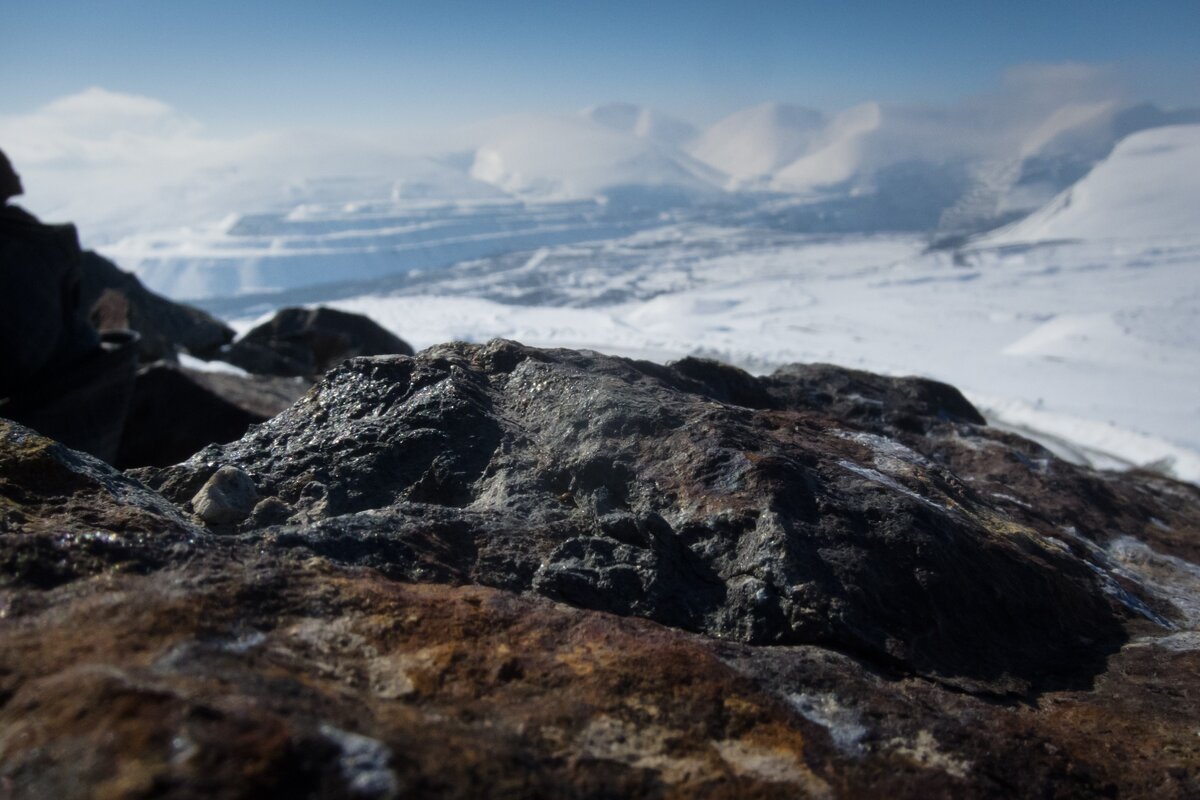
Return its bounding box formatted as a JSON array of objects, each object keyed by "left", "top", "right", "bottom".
[
  {"left": 771, "top": 103, "right": 883, "bottom": 192},
  {"left": 0, "top": 89, "right": 503, "bottom": 244},
  {"left": 1017, "top": 101, "right": 1118, "bottom": 159}
]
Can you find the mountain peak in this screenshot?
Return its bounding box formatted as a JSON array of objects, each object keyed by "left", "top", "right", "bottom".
[{"left": 688, "top": 102, "right": 827, "bottom": 182}]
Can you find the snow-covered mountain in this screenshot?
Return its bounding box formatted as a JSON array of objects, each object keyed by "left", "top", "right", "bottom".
[
  {"left": 768, "top": 102, "right": 884, "bottom": 192},
  {"left": 689, "top": 97, "right": 1200, "bottom": 234},
  {"left": 8, "top": 87, "right": 1200, "bottom": 303},
  {"left": 90, "top": 106, "right": 1200, "bottom": 300},
  {"left": 466, "top": 112, "right": 724, "bottom": 202},
  {"left": 987, "top": 123, "right": 1200, "bottom": 243},
  {"left": 688, "top": 103, "right": 826, "bottom": 185}
]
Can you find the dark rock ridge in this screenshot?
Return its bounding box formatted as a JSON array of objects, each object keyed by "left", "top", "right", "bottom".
[
  {"left": 222, "top": 306, "right": 414, "bottom": 378},
  {"left": 75, "top": 253, "right": 316, "bottom": 468},
  {"left": 141, "top": 340, "right": 1187, "bottom": 693},
  {"left": 4, "top": 341, "right": 1200, "bottom": 797},
  {"left": 79, "top": 250, "right": 234, "bottom": 363}
]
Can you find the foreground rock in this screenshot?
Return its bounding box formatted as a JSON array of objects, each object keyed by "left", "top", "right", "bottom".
[
  {"left": 7, "top": 553, "right": 1198, "bottom": 799},
  {"left": 0, "top": 419, "right": 201, "bottom": 588},
  {"left": 3, "top": 341, "right": 1200, "bottom": 797},
  {"left": 143, "top": 341, "right": 1187, "bottom": 693}
]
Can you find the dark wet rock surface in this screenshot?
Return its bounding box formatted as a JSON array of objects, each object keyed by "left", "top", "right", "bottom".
[
  {"left": 4, "top": 340, "right": 1200, "bottom": 797},
  {"left": 140, "top": 341, "right": 1184, "bottom": 693}
]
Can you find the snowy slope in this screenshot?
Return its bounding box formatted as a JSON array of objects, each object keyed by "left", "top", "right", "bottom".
[
  {"left": 989, "top": 124, "right": 1200, "bottom": 242},
  {"left": 309, "top": 228, "right": 1200, "bottom": 484},
  {"left": 102, "top": 197, "right": 672, "bottom": 301}
]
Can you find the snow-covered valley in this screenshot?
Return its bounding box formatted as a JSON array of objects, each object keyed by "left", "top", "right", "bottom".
[
  {"left": 285, "top": 227, "right": 1200, "bottom": 484},
  {"left": 215, "top": 123, "right": 1200, "bottom": 485}
]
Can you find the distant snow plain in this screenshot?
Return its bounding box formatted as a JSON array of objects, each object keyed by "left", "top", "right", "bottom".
[{"left": 6, "top": 90, "right": 1198, "bottom": 483}]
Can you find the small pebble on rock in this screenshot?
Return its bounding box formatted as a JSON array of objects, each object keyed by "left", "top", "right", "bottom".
[{"left": 191, "top": 465, "right": 258, "bottom": 525}]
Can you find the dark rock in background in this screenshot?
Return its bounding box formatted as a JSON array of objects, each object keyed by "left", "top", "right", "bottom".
[
  {"left": 0, "top": 215, "right": 97, "bottom": 399},
  {"left": 0, "top": 212, "right": 140, "bottom": 461},
  {"left": 186, "top": 367, "right": 312, "bottom": 421},
  {"left": 79, "top": 250, "right": 234, "bottom": 362},
  {"left": 116, "top": 360, "right": 310, "bottom": 469},
  {"left": 5, "top": 341, "right": 1200, "bottom": 797},
  {"left": 222, "top": 306, "right": 414, "bottom": 378},
  {"left": 72, "top": 254, "right": 317, "bottom": 467},
  {"left": 2, "top": 330, "right": 140, "bottom": 464}
]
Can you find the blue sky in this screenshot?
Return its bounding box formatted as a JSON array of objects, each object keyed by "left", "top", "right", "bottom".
[{"left": 3, "top": 0, "right": 1199, "bottom": 132}]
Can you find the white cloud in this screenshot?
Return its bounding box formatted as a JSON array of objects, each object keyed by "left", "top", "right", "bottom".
[
  {"left": 999, "top": 62, "right": 1124, "bottom": 107},
  {"left": 0, "top": 87, "right": 205, "bottom": 166},
  {"left": 0, "top": 88, "right": 494, "bottom": 243}
]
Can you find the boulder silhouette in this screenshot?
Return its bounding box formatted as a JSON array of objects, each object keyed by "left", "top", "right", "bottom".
[
  {"left": 0, "top": 151, "right": 136, "bottom": 462},
  {"left": 115, "top": 360, "right": 310, "bottom": 469},
  {"left": 222, "top": 306, "right": 413, "bottom": 377}
]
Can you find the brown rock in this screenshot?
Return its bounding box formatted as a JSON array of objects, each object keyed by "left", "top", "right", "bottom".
[{"left": 0, "top": 555, "right": 1197, "bottom": 798}]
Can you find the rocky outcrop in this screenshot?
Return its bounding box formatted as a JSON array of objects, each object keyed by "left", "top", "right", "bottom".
[
  {"left": 4, "top": 550, "right": 1200, "bottom": 799},
  {"left": 4, "top": 341, "right": 1200, "bottom": 797},
  {"left": 0, "top": 207, "right": 141, "bottom": 462},
  {"left": 222, "top": 306, "right": 414, "bottom": 378},
  {"left": 142, "top": 341, "right": 1181, "bottom": 694}
]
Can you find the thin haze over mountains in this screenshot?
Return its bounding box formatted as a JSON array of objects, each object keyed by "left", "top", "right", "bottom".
[{"left": 3, "top": 61, "right": 1197, "bottom": 261}]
